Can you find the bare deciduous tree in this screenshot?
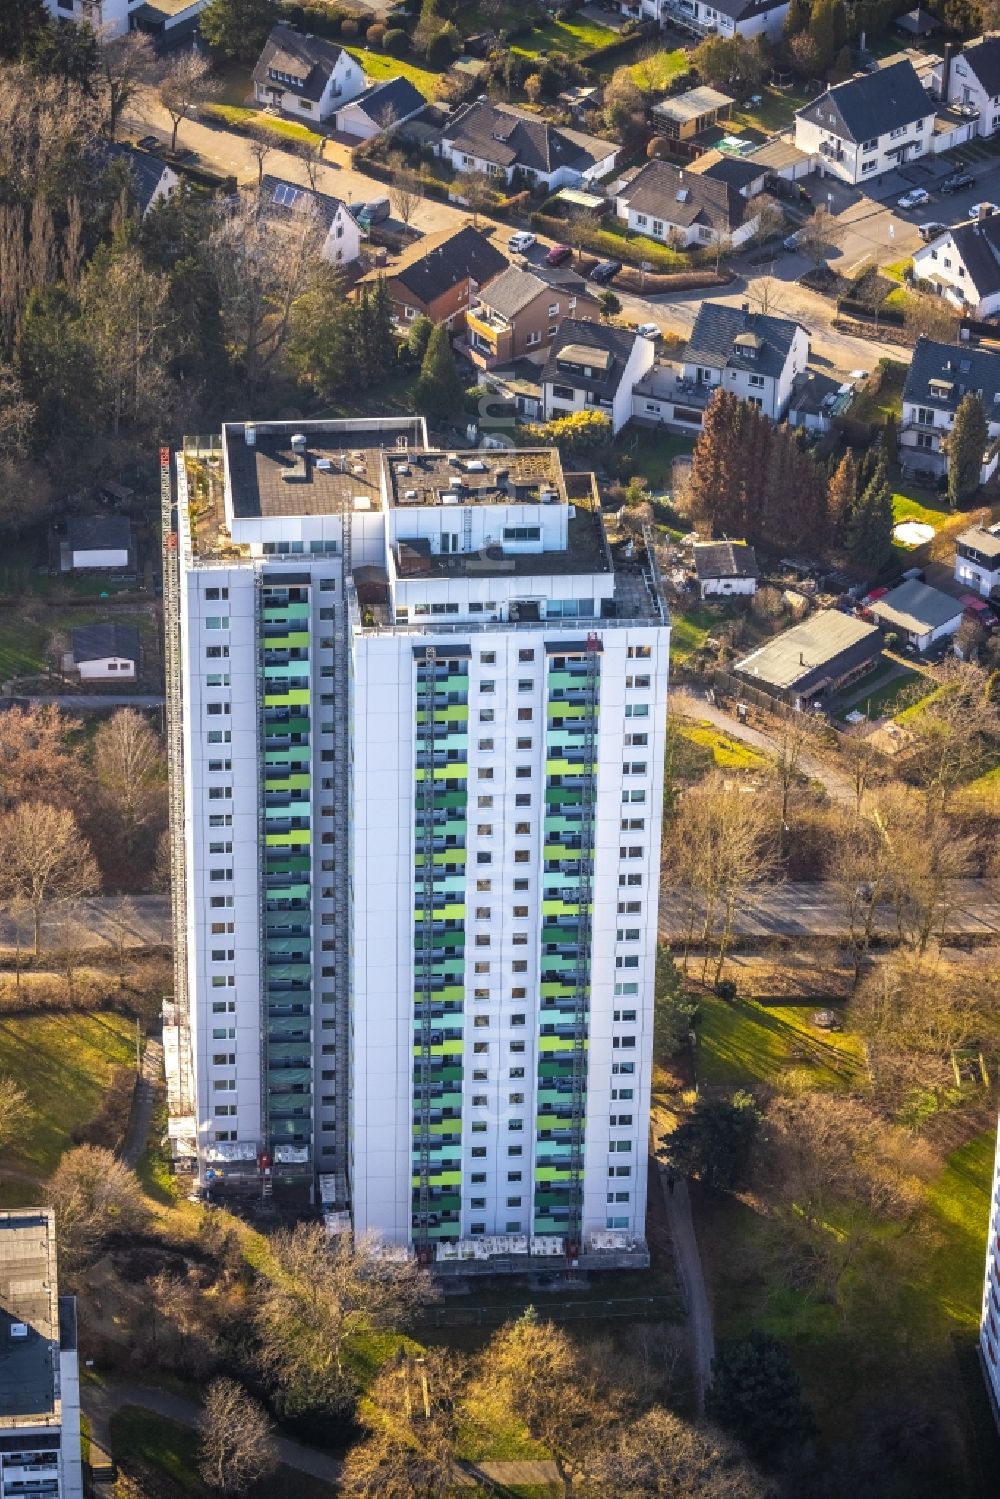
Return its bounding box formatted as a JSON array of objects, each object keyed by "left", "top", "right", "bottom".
[
  {"left": 296, "top": 136, "right": 326, "bottom": 192},
  {"left": 0, "top": 803, "right": 99, "bottom": 955},
  {"left": 48, "top": 1146, "right": 147, "bottom": 1269},
  {"left": 470, "top": 1312, "right": 596, "bottom": 1496},
  {"left": 94, "top": 709, "right": 164, "bottom": 855},
  {"left": 255, "top": 1225, "right": 435, "bottom": 1415},
  {"left": 209, "top": 188, "right": 325, "bottom": 388},
  {"left": 246, "top": 122, "right": 274, "bottom": 188},
  {"left": 458, "top": 170, "right": 493, "bottom": 229},
  {"left": 581, "top": 1407, "right": 770, "bottom": 1499},
  {"left": 342, "top": 1348, "right": 467, "bottom": 1499},
  {"left": 389, "top": 158, "right": 421, "bottom": 228},
  {"left": 794, "top": 204, "right": 842, "bottom": 269},
  {"left": 905, "top": 659, "right": 1000, "bottom": 817},
  {"left": 0, "top": 1077, "right": 30, "bottom": 1150},
  {"left": 157, "top": 51, "right": 216, "bottom": 155},
  {"left": 98, "top": 30, "right": 156, "bottom": 142},
  {"left": 198, "top": 1378, "right": 278, "bottom": 1496}
]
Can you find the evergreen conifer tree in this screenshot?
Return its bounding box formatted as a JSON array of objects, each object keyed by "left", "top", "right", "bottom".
[
  {"left": 414, "top": 322, "right": 464, "bottom": 424},
  {"left": 948, "top": 391, "right": 987, "bottom": 507}
]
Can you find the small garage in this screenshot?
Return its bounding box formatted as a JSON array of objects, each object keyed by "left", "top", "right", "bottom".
[{"left": 870, "top": 579, "right": 964, "bottom": 652}]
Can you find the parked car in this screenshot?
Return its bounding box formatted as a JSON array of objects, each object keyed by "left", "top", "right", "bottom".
[
  {"left": 508, "top": 231, "right": 536, "bottom": 254},
  {"left": 136, "top": 135, "right": 159, "bottom": 151},
  {"left": 941, "top": 171, "right": 974, "bottom": 193},
  {"left": 897, "top": 187, "right": 930, "bottom": 209},
  {"left": 590, "top": 259, "right": 622, "bottom": 284},
  {"left": 782, "top": 229, "right": 805, "bottom": 251},
  {"left": 970, "top": 202, "right": 999, "bottom": 219},
  {"left": 635, "top": 321, "right": 660, "bottom": 339},
  {"left": 545, "top": 243, "right": 572, "bottom": 266},
  {"left": 918, "top": 221, "right": 947, "bottom": 241}
]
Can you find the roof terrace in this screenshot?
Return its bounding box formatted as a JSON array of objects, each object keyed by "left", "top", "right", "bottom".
[{"left": 386, "top": 448, "right": 567, "bottom": 510}]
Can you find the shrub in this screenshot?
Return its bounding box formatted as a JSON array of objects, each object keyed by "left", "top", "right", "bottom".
[
  {"left": 341, "top": 16, "right": 359, "bottom": 37},
  {"left": 366, "top": 21, "right": 385, "bottom": 46},
  {"left": 426, "top": 22, "right": 459, "bottom": 68},
  {"left": 384, "top": 26, "right": 410, "bottom": 55}
]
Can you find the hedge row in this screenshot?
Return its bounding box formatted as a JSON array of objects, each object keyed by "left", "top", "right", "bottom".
[
  {"left": 574, "top": 19, "right": 658, "bottom": 69},
  {"left": 836, "top": 297, "right": 906, "bottom": 328},
  {"left": 201, "top": 102, "right": 324, "bottom": 148},
  {"left": 530, "top": 211, "right": 690, "bottom": 273}
]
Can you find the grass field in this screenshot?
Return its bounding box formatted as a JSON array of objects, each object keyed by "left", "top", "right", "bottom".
[
  {"left": 624, "top": 48, "right": 688, "bottom": 89},
  {"left": 0, "top": 606, "right": 156, "bottom": 683},
  {"left": 344, "top": 47, "right": 442, "bottom": 95},
  {"left": 893, "top": 487, "right": 950, "bottom": 531},
  {"left": 731, "top": 85, "right": 808, "bottom": 137},
  {"left": 0, "top": 1013, "right": 135, "bottom": 1184},
  {"left": 202, "top": 103, "right": 324, "bottom": 147},
  {"left": 512, "top": 15, "right": 619, "bottom": 59},
  {"left": 678, "top": 721, "right": 771, "bottom": 772},
  {"left": 617, "top": 427, "right": 694, "bottom": 491},
  {"left": 695, "top": 992, "right": 866, "bottom": 1091}
]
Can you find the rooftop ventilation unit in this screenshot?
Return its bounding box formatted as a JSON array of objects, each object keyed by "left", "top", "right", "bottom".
[
  {"left": 244, "top": 425, "right": 256, "bottom": 446},
  {"left": 9, "top": 1324, "right": 27, "bottom": 1339},
  {"left": 290, "top": 433, "right": 307, "bottom": 453},
  {"left": 316, "top": 457, "right": 333, "bottom": 471},
  {"left": 465, "top": 459, "right": 486, "bottom": 472},
  {"left": 397, "top": 463, "right": 411, "bottom": 475},
  {"left": 403, "top": 489, "right": 419, "bottom": 501}
]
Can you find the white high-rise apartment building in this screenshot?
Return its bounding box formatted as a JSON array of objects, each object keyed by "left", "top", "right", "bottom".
[
  {"left": 980, "top": 1115, "right": 1000, "bottom": 1420},
  {"left": 0, "top": 1209, "right": 82, "bottom": 1499},
  {"left": 163, "top": 418, "right": 669, "bottom": 1267}
]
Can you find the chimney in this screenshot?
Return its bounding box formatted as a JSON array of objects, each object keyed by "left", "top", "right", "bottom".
[
  {"left": 799, "top": 651, "right": 805, "bottom": 666},
  {"left": 741, "top": 300, "right": 749, "bottom": 313},
  {"left": 980, "top": 203, "right": 995, "bottom": 222},
  {"left": 940, "top": 41, "right": 955, "bottom": 106}
]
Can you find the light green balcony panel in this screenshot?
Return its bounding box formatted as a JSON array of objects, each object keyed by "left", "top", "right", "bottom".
[
  {"left": 542, "top": 900, "right": 581, "bottom": 918},
  {"left": 264, "top": 689, "right": 311, "bottom": 708},
  {"left": 262, "top": 603, "right": 309, "bottom": 621},
  {"left": 546, "top": 701, "right": 589, "bottom": 718},
  {"left": 415, "top": 704, "right": 469, "bottom": 724},
  {"left": 412, "top": 1120, "right": 462, "bottom": 1136},
  {"left": 264, "top": 774, "right": 311, "bottom": 793},
  {"left": 265, "top": 747, "right": 310, "bottom": 766},
  {"left": 534, "top": 1166, "right": 572, "bottom": 1182},
  {"left": 263, "top": 660, "right": 310, "bottom": 680},
  {"left": 268, "top": 881, "right": 310, "bottom": 900},
  {"left": 429, "top": 902, "right": 465, "bottom": 920},
  {"left": 418, "top": 1039, "right": 464, "bottom": 1057},
  {"left": 265, "top": 830, "right": 311, "bottom": 847},
  {"left": 538, "top": 1035, "right": 588, "bottom": 1053},
  {"left": 264, "top": 630, "right": 310, "bottom": 649}
]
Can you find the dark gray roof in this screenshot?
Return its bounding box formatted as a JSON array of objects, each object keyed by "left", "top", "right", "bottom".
[
  {"left": 392, "top": 226, "right": 508, "bottom": 306},
  {"left": 896, "top": 5, "right": 939, "bottom": 32},
  {"left": 478, "top": 267, "right": 551, "bottom": 319},
  {"left": 685, "top": 304, "right": 802, "bottom": 381},
  {"left": 735, "top": 610, "right": 882, "bottom": 695},
  {"left": 903, "top": 336, "right": 1000, "bottom": 414},
  {"left": 441, "top": 100, "right": 615, "bottom": 177},
  {"left": 101, "top": 142, "right": 171, "bottom": 214},
  {"left": 960, "top": 35, "right": 1000, "bottom": 97},
  {"left": 798, "top": 59, "right": 932, "bottom": 144},
  {"left": 528, "top": 263, "right": 593, "bottom": 297},
  {"left": 708, "top": 0, "right": 788, "bottom": 20},
  {"left": 870, "top": 579, "right": 963, "bottom": 634},
  {"left": 346, "top": 75, "right": 425, "bottom": 124},
  {"left": 72, "top": 623, "right": 140, "bottom": 664},
  {"left": 0, "top": 1212, "right": 58, "bottom": 1422},
  {"left": 260, "top": 175, "right": 353, "bottom": 234},
  {"left": 542, "top": 320, "right": 640, "bottom": 398},
  {"left": 693, "top": 541, "right": 758, "bottom": 580},
  {"left": 617, "top": 159, "right": 748, "bottom": 234},
  {"left": 67, "top": 515, "right": 132, "bottom": 552},
  {"left": 253, "top": 24, "right": 347, "bottom": 105},
  {"left": 932, "top": 216, "right": 1000, "bottom": 300},
  {"left": 697, "top": 155, "right": 766, "bottom": 191}
]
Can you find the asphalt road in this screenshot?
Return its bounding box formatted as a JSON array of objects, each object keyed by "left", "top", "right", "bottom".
[{"left": 659, "top": 878, "right": 1000, "bottom": 941}]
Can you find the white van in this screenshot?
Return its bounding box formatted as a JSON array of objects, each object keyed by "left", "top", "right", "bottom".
[{"left": 507, "top": 232, "right": 536, "bottom": 254}]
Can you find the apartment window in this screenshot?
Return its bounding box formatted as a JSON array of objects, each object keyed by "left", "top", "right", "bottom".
[
  {"left": 513, "top": 906, "right": 528, "bottom": 919},
  {"left": 478, "top": 795, "right": 494, "bottom": 808},
  {"left": 619, "top": 873, "right": 643, "bottom": 888},
  {"left": 514, "top": 850, "right": 530, "bottom": 864},
  {"left": 214, "top": 1105, "right": 237, "bottom": 1117},
  {"left": 213, "top": 1079, "right": 236, "bottom": 1092},
  {"left": 624, "top": 733, "right": 647, "bottom": 747},
  {"left": 625, "top": 675, "right": 650, "bottom": 689},
  {"left": 473, "top": 1041, "right": 489, "bottom": 1054},
  {"left": 476, "top": 906, "right": 491, "bottom": 919},
  {"left": 212, "top": 1000, "right": 235, "bottom": 1014},
  {"left": 471, "top": 1197, "right": 486, "bottom": 1208},
  {"left": 508, "top": 1144, "right": 523, "bottom": 1157},
  {"left": 480, "top": 651, "right": 496, "bottom": 664},
  {"left": 471, "top": 1147, "right": 487, "bottom": 1158},
  {"left": 611, "top": 1114, "right": 634, "bottom": 1127},
  {"left": 471, "top": 1172, "right": 486, "bottom": 1184},
  {"left": 627, "top": 645, "right": 651, "bottom": 659},
  {"left": 512, "top": 960, "right": 527, "bottom": 973},
  {"left": 478, "top": 768, "right": 494, "bottom": 781},
  {"left": 209, "top": 816, "right": 232, "bottom": 829},
  {"left": 204, "top": 616, "right": 229, "bottom": 630},
  {"left": 210, "top": 922, "right": 234, "bottom": 934},
  {"left": 204, "top": 587, "right": 228, "bottom": 601},
  {"left": 623, "top": 789, "right": 646, "bottom": 804},
  {"left": 624, "top": 761, "right": 647, "bottom": 775},
  {"left": 517, "top": 678, "right": 533, "bottom": 692},
  {"left": 477, "top": 852, "right": 492, "bottom": 865},
  {"left": 206, "top": 732, "right": 230, "bottom": 746},
  {"left": 474, "top": 961, "right": 490, "bottom": 974},
  {"left": 515, "top": 794, "right": 531, "bottom": 807},
  {"left": 624, "top": 704, "right": 649, "bottom": 719},
  {"left": 478, "top": 737, "right": 494, "bottom": 751},
  {"left": 510, "top": 1066, "right": 525, "bottom": 1078},
  {"left": 477, "top": 879, "right": 492, "bottom": 891},
  {"left": 517, "top": 707, "right": 533, "bottom": 721},
  {"left": 471, "top": 1121, "right": 487, "bottom": 1133},
  {"left": 510, "top": 1040, "right": 526, "bottom": 1054},
  {"left": 212, "top": 1052, "right": 235, "bottom": 1066},
  {"left": 515, "top": 766, "right": 531, "bottom": 779},
  {"left": 519, "top": 649, "right": 535, "bottom": 662},
  {"left": 209, "top": 896, "right": 234, "bottom": 908},
  {"left": 504, "top": 527, "right": 541, "bottom": 543},
  {"left": 617, "top": 928, "right": 641, "bottom": 942},
  {"left": 205, "top": 645, "right": 229, "bottom": 659},
  {"left": 208, "top": 787, "right": 232, "bottom": 800},
  {"left": 508, "top": 1170, "right": 522, "bottom": 1182},
  {"left": 474, "top": 1015, "right": 490, "bottom": 1028},
  {"left": 513, "top": 878, "right": 529, "bottom": 891},
  {"left": 481, "top": 681, "right": 495, "bottom": 694},
  {"left": 511, "top": 1014, "right": 525, "bottom": 1027}
]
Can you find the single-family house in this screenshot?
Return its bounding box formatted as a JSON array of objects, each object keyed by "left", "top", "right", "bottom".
[
  {"left": 934, "top": 35, "right": 1000, "bottom": 136},
  {"left": 623, "top": 0, "right": 789, "bottom": 39},
  {"left": 614, "top": 159, "right": 761, "bottom": 248},
  {"left": 333, "top": 76, "right": 426, "bottom": 141},
  {"left": 651, "top": 87, "right": 734, "bottom": 142},
  {"left": 253, "top": 24, "right": 366, "bottom": 123},
  {"left": 260, "top": 176, "right": 362, "bottom": 267},
  {"left": 356, "top": 225, "right": 508, "bottom": 330},
  {"left": 794, "top": 59, "right": 935, "bottom": 185},
  {"left": 732, "top": 610, "right": 883, "bottom": 709},
  {"left": 693, "top": 541, "right": 759, "bottom": 598},
  {"left": 869, "top": 578, "right": 964, "bottom": 650},
  {"left": 631, "top": 304, "right": 808, "bottom": 430},
  {"left": 786, "top": 369, "right": 855, "bottom": 433},
  {"left": 101, "top": 143, "right": 178, "bottom": 217},
  {"left": 62, "top": 516, "right": 133, "bottom": 572},
  {"left": 687, "top": 151, "right": 770, "bottom": 199},
  {"left": 541, "top": 322, "right": 655, "bottom": 435},
  {"left": 47, "top": 0, "right": 205, "bottom": 38},
  {"left": 912, "top": 208, "right": 1000, "bottom": 318},
  {"left": 465, "top": 266, "right": 600, "bottom": 369},
  {"left": 955, "top": 524, "right": 1000, "bottom": 596},
  {"left": 436, "top": 100, "right": 619, "bottom": 191},
  {"left": 900, "top": 336, "right": 1000, "bottom": 484},
  {"left": 68, "top": 624, "right": 140, "bottom": 683}
]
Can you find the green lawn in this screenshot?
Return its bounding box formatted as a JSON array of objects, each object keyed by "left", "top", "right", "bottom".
[
  {"left": 852, "top": 669, "right": 930, "bottom": 720},
  {"left": 892, "top": 487, "right": 949, "bottom": 530},
  {"left": 670, "top": 608, "right": 714, "bottom": 662},
  {"left": 0, "top": 1014, "right": 135, "bottom": 1182},
  {"left": 201, "top": 103, "right": 324, "bottom": 147},
  {"left": 616, "top": 427, "right": 694, "bottom": 490},
  {"left": 345, "top": 47, "right": 443, "bottom": 96},
  {"left": 679, "top": 721, "right": 771, "bottom": 772},
  {"left": 0, "top": 606, "right": 156, "bottom": 683},
  {"left": 851, "top": 360, "right": 907, "bottom": 425},
  {"left": 921, "top": 1129, "right": 995, "bottom": 1337},
  {"left": 624, "top": 48, "right": 688, "bottom": 89},
  {"left": 696, "top": 993, "right": 866, "bottom": 1091},
  {"left": 512, "top": 15, "right": 619, "bottom": 60},
  {"left": 730, "top": 85, "right": 809, "bottom": 137}
]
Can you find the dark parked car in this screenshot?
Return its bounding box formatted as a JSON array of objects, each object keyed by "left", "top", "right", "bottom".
[
  {"left": 545, "top": 243, "right": 572, "bottom": 266},
  {"left": 941, "top": 172, "right": 974, "bottom": 193},
  {"left": 590, "top": 258, "right": 622, "bottom": 284},
  {"left": 136, "top": 135, "right": 159, "bottom": 151}
]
